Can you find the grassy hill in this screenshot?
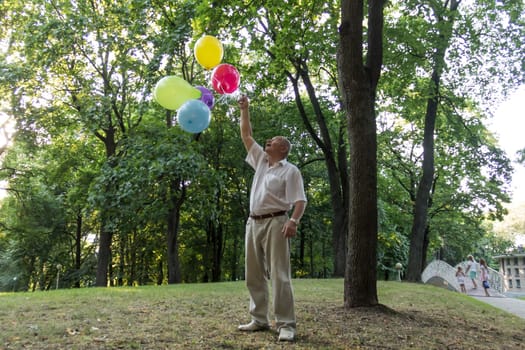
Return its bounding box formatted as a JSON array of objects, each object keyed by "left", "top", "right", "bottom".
[{"left": 1, "top": 279, "right": 523, "bottom": 349}]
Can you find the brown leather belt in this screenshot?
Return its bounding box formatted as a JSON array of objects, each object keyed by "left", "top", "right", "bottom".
[{"left": 249, "top": 210, "right": 287, "bottom": 220}]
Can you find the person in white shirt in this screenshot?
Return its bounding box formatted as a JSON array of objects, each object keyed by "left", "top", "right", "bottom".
[
  {"left": 465, "top": 255, "right": 478, "bottom": 289},
  {"left": 236, "top": 95, "right": 307, "bottom": 342},
  {"left": 456, "top": 266, "right": 467, "bottom": 293}
]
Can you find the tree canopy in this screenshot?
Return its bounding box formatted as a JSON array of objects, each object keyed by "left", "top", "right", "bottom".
[{"left": 0, "top": 0, "right": 522, "bottom": 294}]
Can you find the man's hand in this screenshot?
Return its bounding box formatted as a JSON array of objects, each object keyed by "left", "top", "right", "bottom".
[
  {"left": 238, "top": 94, "right": 249, "bottom": 110},
  {"left": 239, "top": 94, "right": 254, "bottom": 152},
  {"left": 282, "top": 220, "right": 298, "bottom": 238}
]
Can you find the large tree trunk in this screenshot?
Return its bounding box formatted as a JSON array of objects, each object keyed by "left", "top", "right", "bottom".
[
  {"left": 205, "top": 219, "right": 223, "bottom": 282},
  {"left": 290, "top": 72, "right": 349, "bottom": 277},
  {"left": 167, "top": 206, "right": 182, "bottom": 284},
  {"left": 166, "top": 180, "right": 185, "bottom": 284},
  {"left": 95, "top": 226, "right": 113, "bottom": 287},
  {"left": 95, "top": 126, "right": 117, "bottom": 287},
  {"left": 331, "top": 181, "right": 348, "bottom": 277},
  {"left": 339, "top": 0, "right": 384, "bottom": 308},
  {"left": 406, "top": 94, "right": 438, "bottom": 281},
  {"left": 156, "top": 260, "right": 164, "bottom": 285},
  {"left": 334, "top": 127, "right": 351, "bottom": 276},
  {"left": 406, "top": 0, "right": 460, "bottom": 281}
]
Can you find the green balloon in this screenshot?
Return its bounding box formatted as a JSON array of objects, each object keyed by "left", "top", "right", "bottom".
[{"left": 153, "top": 76, "right": 201, "bottom": 110}]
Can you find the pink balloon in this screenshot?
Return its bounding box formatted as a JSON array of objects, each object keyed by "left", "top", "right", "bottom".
[{"left": 211, "top": 64, "right": 240, "bottom": 94}]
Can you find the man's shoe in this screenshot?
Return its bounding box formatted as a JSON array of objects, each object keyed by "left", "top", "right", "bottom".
[
  {"left": 278, "top": 327, "right": 295, "bottom": 341},
  {"left": 238, "top": 321, "right": 269, "bottom": 332}
]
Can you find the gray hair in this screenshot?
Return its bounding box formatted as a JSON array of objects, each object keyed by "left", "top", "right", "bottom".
[{"left": 275, "top": 136, "right": 291, "bottom": 156}]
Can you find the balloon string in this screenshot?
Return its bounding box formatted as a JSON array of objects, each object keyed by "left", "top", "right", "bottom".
[
  {"left": 216, "top": 89, "right": 242, "bottom": 106},
  {"left": 216, "top": 94, "right": 229, "bottom": 105}
]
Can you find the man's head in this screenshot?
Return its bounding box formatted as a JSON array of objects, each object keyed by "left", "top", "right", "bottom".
[{"left": 264, "top": 136, "right": 291, "bottom": 160}]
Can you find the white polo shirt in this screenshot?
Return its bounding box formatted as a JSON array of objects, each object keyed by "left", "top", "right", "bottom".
[{"left": 246, "top": 142, "right": 307, "bottom": 216}]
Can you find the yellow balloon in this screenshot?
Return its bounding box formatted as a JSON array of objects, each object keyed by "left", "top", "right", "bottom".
[
  {"left": 194, "top": 35, "right": 224, "bottom": 70},
  {"left": 153, "top": 76, "right": 201, "bottom": 110}
]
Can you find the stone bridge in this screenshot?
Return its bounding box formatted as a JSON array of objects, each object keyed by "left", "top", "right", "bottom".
[{"left": 421, "top": 259, "right": 504, "bottom": 295}]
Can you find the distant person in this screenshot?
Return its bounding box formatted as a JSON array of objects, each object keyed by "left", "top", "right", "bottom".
[
  {"left": 479, "top": 258, "right": 490, "bottom": 297},
  {"left": 236, "top": 95, "right": 307, "bottom": 342},
  {"left": 456, "top": 266, "right": 467, "bottom": 294},
  {"left": 464, "top": 255, "right": 478, "bottom": 289}
]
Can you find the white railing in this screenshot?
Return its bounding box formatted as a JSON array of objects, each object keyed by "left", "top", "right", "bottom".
[
  {"left": 421, "top": 259, "right": 504, "bottom": 294},
  {"left": 456, "top": 261, "right": 504, "bottom": 294},
  {"left": 421, "top": 260, "right": 460, "bottom": 291},
  {"left": 487, "top": 266, "right": 504, "bottom": 294}
]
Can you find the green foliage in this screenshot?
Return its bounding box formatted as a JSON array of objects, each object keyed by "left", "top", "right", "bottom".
[
  {"left": 377, "top": 197, "right": 410, "bottom": 279},
  {"left": 379, "top": 0, "right": 520, "bottom": 273},
  {"left": 0, "top": 0, "right": 523, "bottom": 289}
]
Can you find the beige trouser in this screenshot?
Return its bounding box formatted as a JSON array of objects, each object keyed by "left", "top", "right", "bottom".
[{"left": 245, "top": 215, "right": 296, "bottom": 330}]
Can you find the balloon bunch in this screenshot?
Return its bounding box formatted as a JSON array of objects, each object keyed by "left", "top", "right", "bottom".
[{"left": 153, "top": 35, "right": 241, "bottom": 134}]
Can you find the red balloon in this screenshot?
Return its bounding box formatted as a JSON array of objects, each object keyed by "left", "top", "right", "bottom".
[{"left": 211, "top": 63, "right": 240, "bottom": 94}]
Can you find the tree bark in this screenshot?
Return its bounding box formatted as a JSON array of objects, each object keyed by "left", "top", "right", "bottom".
[
  {"left": 339, "top": 0, "right": 384, "bottom": 307},
  {"left": 167, "top": 206, "right": 182, "bottom": 284},
  {"left": 406, "top": 0, "right": 460, "bottom": 281},
  {"left": 406, "top": 92, "right": 438, "bottom": 281},
  {"left": 94, "top": 118, "right": 118, "bottom": 287},
  {"left": 167, "top": 180, "right": 185, "bottom": 284},
  {"left": 205, "top": 219, "right": 223, "bottom": 282},
  {"left": 95, "top": 226, "right": 112, "bottom": 287},
  {"left": 291, "top": 71, "right": 349, "bottom": 277}
]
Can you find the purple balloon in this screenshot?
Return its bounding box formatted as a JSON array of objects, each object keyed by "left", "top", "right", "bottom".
[{"left": 196, "top": 86, "right": 215, "bottom": 109}]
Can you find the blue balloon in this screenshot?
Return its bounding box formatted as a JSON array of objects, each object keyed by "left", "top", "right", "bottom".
[{"left": 177, "top": 99, "right": 211, "bottom": 133}]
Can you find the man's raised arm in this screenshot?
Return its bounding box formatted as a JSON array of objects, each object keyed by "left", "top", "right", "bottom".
[{"left": 238, "top": 95, "right": 255, "bottom": 152}]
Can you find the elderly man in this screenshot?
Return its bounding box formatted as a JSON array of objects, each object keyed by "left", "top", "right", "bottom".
[{"left": 237, "top": 95, "right": 307, "bottom": 342}]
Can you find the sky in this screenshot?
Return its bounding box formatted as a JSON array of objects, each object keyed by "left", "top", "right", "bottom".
[{"left": 489, "top": 85, "right": 525, "bottom": 205}]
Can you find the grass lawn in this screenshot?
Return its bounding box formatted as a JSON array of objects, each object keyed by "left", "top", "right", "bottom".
[{"left": 1, "top": 279, "right": 523, "bottom": 349}]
